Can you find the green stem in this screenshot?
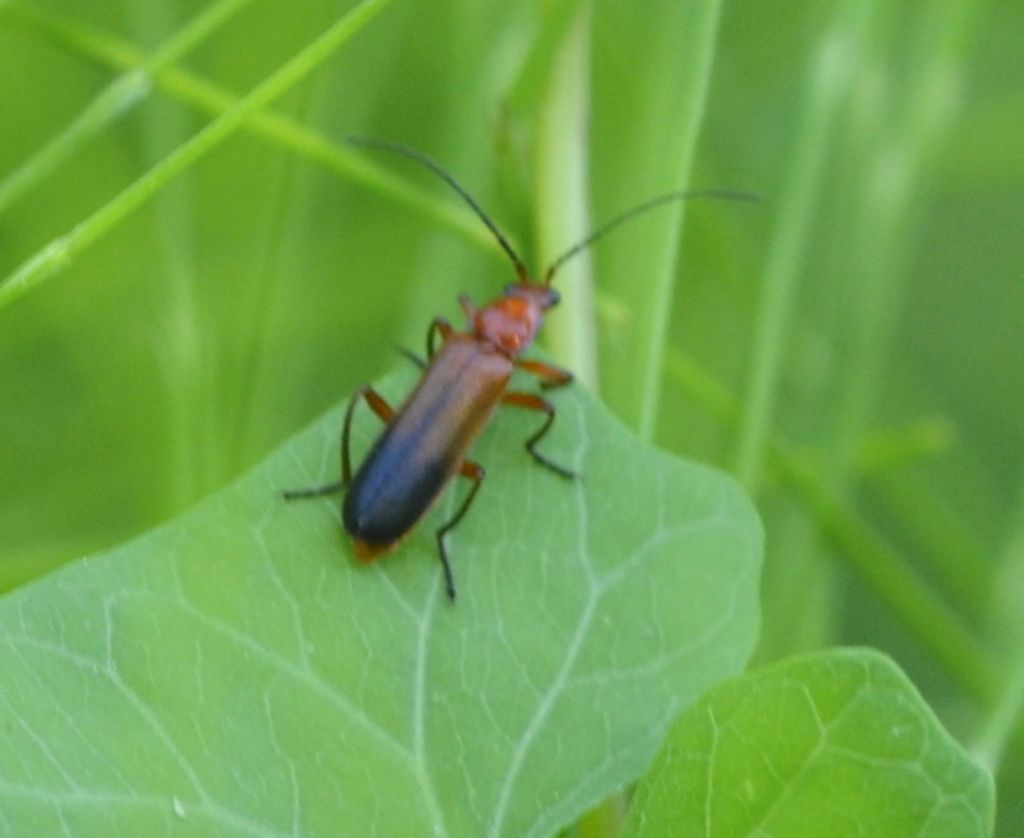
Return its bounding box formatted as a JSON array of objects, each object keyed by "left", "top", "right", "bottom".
[
  {"left": 534, "top": 6, "right": 598, "bottom": 388},
  {"left": 593, "top": 0, "right": 723, "bottom": 439},
  {"left": 733, "top": 4, "right": 868, "bottom": 490},
  {"left": 773, "top": 449, "right": 998, "bottom": 704},
  {"left": 971, "top": 478, "right": 1024, "bottom": 769},
  {"left": 853, "top": 419, "right": 953, "bottom": 474},
  {"left": 833, "top": 0, "right": 977, "bottom": 471},
  {"left": 972, "top": 651, "right": 1024, "bottom": 773},
  {"left": 0, "top": 0, "right": 393, "bottom": 310},
  {"left": 665, "top": 348, "right": 999, "bottom": 704},
  {"left": 634, "top": 0, "right": 722, "bottom": 442},
  {"left": 865, "top": 469, "right": 992, "bottom": 620}
]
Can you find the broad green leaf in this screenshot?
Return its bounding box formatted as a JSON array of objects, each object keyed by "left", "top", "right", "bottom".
[
  {"left": 623, "top": 648, "right": 995, "bottom": 837},
  {"left": 0, "top": 369, "right": 761, "bottom": 836}
]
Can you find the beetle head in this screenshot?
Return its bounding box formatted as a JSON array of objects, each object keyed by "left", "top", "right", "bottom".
[{"left": 474, "top": 281, "right": 558, "bottom": 356}]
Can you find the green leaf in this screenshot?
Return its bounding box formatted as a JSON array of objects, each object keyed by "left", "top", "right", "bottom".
[
  {"left": 0, "top": 370, "right": 761, "bottom": 836},
  {"left": 623, "top": 648, "right": 995, "bottom": 837}
]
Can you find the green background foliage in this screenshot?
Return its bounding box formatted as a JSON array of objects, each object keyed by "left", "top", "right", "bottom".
[{"left": 0, "top": 0, "right": 1020, "bottom": 834}]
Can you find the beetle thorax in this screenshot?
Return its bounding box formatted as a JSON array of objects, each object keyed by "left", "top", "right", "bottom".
[{"left": 474, "top": 296, "right": 541, "bottom": 356}]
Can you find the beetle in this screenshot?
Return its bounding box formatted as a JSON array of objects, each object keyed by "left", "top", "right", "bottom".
[{"left": 284, "top": 137, "right": 753, "bottom": 600}]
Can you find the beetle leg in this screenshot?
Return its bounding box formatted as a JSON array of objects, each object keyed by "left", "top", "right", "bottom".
[
  {"left": 342, "top": 384, "right": 394, "bottom": 485},
  {"left": 282, "top": 481, "right": 345, "bottom": 500},
  {"left": 502, "top": 391, "right": 577, "bottom": 479},
  {"left": 458, "top": 293, "right": 477, "bottom": 321},
  {"left": 282, "top": 384, "right": 395, "bottom": 500},
  {"left": 435, "top": 460, "right": 486, "bottom": 601},
  {"left": 396, "top": 344, "right": 426, "bottom": 369},
  {"left": 427, "top": 316, "right": 454, "bottom": 358},
  {"left": 516, "top": 358, "right": 574, "bottom": 391}
]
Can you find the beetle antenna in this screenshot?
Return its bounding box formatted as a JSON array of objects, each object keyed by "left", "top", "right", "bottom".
[
  {"left": 543, "top": 189, "right": 759, "bottom": 284},
  {"left": 348, "top": 135, "right": 530, "bottom": 282}
]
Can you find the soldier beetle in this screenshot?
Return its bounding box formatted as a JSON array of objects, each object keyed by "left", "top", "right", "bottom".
[{"left": 285, "top": 137, "right": 754, "bottom": 600}]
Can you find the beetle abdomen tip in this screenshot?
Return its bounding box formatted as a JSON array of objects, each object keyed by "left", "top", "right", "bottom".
[{"left": 351, "top": 538, "right": 394, "bottom": 563}]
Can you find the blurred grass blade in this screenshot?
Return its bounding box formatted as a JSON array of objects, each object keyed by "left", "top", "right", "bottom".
[
  {"left": 534, "top": 7, "right": 599, "bottom": 389},
  {"left": 666, "top": 347, "right": 999, "bottom": 703},
  {"left": 0, "top": 0, "right": 255, "bottom": 215},
  {"left": 733, "top": 5, "right": 868, "bottom": 490},
  {"left": 593, "top": 0, "right": 724, "bottom": 440},
  {"left": 832, "top": 0, "right": 978, "bottom": 469},
  {"left": 4, "top": 2, "right": 493, "bottom": 255},
  {"left": 972, "top": 481, "right": 1024, "bottom": 772},
  {"left": 0, "top": 0, "right": 392, "bottom": 311}
]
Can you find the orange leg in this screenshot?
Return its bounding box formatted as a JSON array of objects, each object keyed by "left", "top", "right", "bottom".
[
  {"left": 459, "top": 293, "right": 478, "bottom": 321},
  {"left": 435, "top": 459, "right": 485, "bottom": 601},
  {"left": 282, "top": 384, "right": 395, "bottom": 500},
  {"left": 427, "top": 316, "right": 454, "bottom": 358},
  {"left": 516, "top": 358, "right": 574, "bottom": 391},
  {"left": 502, "top": 391, "right": 576, "bottom": 479}
]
